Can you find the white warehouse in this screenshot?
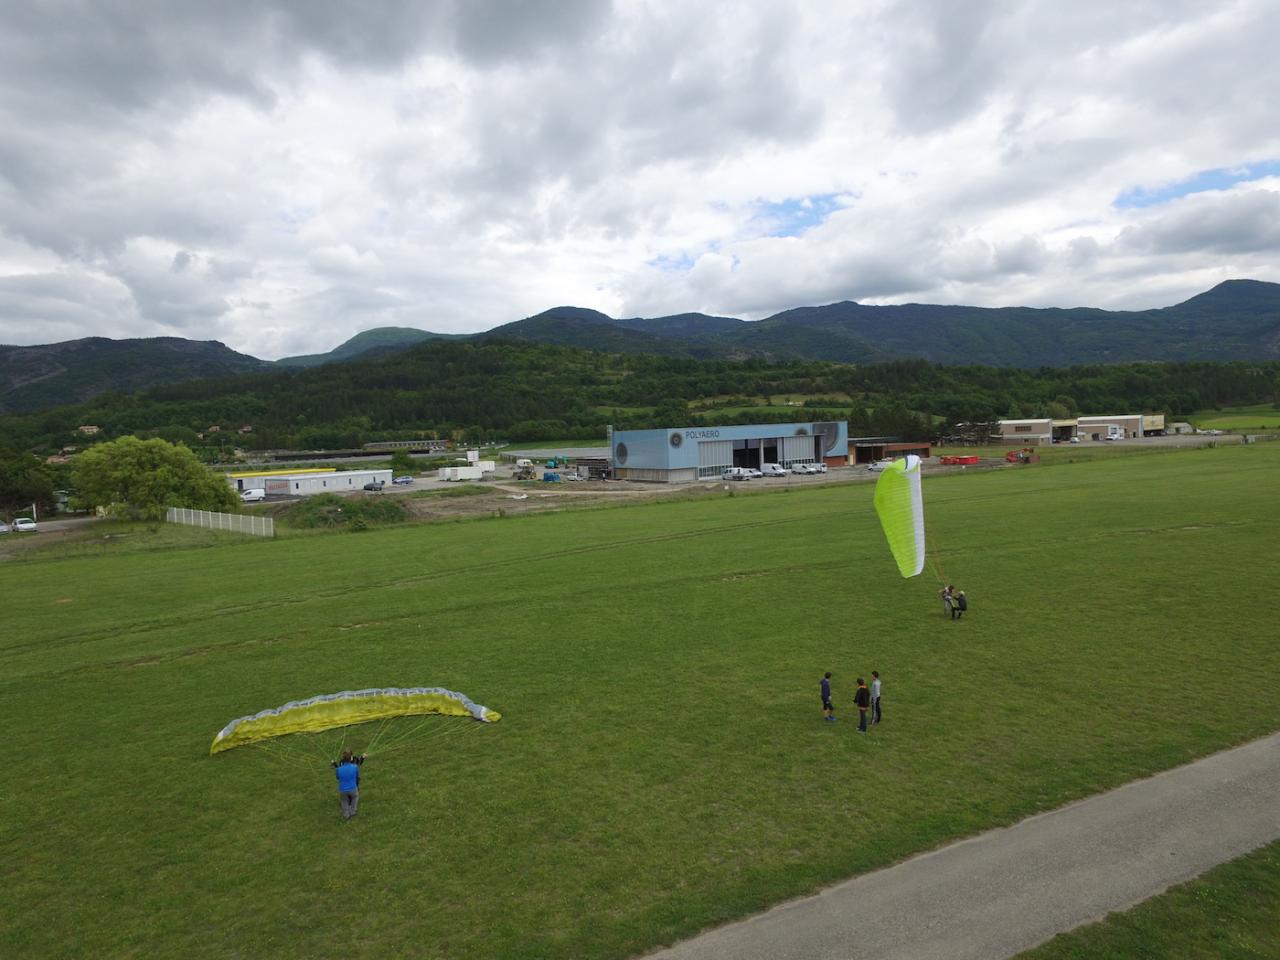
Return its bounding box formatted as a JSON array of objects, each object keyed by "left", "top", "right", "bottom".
[{"left": 227, "top": 468, "right": 392, "bottom": 498}]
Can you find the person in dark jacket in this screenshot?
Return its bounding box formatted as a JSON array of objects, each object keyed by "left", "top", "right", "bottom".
[
  {"left": 821, "top": 671, "right": 835, "bottom": 722},
  {"left": 953, "top": 590, "right": 968, "bottom": 620},
  {"left": 332, "top": 748, "right": 367, "bottom": 821},
  {"left": 854, "top": 678, "right": 871, "bottom": 732}
]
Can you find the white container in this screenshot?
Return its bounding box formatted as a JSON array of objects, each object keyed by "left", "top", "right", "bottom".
[{"left": 438, "top": 466, "right": 484, "bottom": 481}]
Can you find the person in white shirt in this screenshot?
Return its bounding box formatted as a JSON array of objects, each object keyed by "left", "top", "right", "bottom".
[{"left": 870, "top": 671, "right": 882, "bottom": 725}]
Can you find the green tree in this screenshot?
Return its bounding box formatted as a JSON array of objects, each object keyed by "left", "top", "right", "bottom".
[
  {"left": 71, "top": 436, "right": 240, "bottom": 518},
  {"left": 0, "top": 450, "right": 56, "bottom": 517},
  {"left": 389, "top": 449, "right": 416, "bottom": 475}
]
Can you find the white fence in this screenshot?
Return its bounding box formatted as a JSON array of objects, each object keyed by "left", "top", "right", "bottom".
[{"left": 166, "top": 507, "right": 274, "bottom": 538}]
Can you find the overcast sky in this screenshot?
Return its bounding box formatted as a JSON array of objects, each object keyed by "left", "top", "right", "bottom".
[{"left": 1, "top": 1, "right": 1278, "bottom": 359}]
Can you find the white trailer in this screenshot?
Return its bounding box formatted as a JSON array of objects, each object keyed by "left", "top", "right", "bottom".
[{"left": 438, "top": 465, "right": 484, "bottom": 482}]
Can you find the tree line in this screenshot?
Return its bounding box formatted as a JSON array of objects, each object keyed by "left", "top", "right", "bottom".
[{"left": 1, "top": 341, "right": 1277, "bottom": 470}]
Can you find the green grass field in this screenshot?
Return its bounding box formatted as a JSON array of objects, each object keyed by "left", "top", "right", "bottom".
[
  {"left": 4, "top": 444, "right": 1280, "bottom": 958},
  {"left": 1191, "top": 403, "right": 1280, "bottom": 431},
  {"left": 1016, "top": 840, "right": 1280, "bottom": 959}
]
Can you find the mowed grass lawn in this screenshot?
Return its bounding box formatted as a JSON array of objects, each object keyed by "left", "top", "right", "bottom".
[
  {"left": 4, "top": 444, "right": 1279, "bottom": 959},
  {"left": 1016, "top": 839, "right": 1280, "bottom": 959},
  {"left": 1192, "top": 403, "right": 1280, "bottom": 431}
]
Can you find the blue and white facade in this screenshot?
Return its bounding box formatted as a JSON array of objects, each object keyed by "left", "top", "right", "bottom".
[{"left": 610, "top": 421, "right": 849, "bottom": 482}]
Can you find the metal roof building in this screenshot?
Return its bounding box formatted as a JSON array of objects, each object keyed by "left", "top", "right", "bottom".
[
  {"left": 610, "top": 421, "right": 849, "bottom": 482},
  {"left": 226, "top": 468, "right": 392, "bottom": 498}
]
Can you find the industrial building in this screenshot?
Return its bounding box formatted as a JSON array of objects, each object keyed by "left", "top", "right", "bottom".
[
  {"left": 1077, "top": 414, "right": 1165, "bottom": 440},
  {"left": 847, "top": 438, "right": 932, "bottom": 464},
  {"left": 996, "top": 418, "right": 1054, "bottom": 444},
  {"left": 610, "top": 421, "right": 849, "bottom": 482},
  {"left": 995, "top": 413, "right": 1168, "bottom": 443},
  {"left": 226, "top": 468, "right": 392, "bottom": 497}
]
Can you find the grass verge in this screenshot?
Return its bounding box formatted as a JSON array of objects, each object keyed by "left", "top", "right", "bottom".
[{"left": 1015, "top": 840, "right": 1280, "bottom": 959}]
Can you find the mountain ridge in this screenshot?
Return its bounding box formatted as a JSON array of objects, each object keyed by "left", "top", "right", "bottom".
[{"left": 2, "top": 279, "right": 1277, "bottom": 413}]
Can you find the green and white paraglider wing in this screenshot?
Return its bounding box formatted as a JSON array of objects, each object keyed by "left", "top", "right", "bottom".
[
  {"left": 873, "top": 455, "right": 925, "bottom": 578},
  {"left": 210, "top": 687, "right": 500, "bottom": 755}
]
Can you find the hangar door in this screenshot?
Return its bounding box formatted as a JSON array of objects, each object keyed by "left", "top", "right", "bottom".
[
  {"left": 698, "top": 439, "right": 733, "bottom": 479},
  {"left": 781, "top": 435, "right": 814, "bottom": 466}
]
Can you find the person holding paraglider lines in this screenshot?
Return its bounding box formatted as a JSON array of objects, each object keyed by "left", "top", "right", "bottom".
[
  {"left": 332, "top": 747, "right": 367, "bottom": 821},
  {"left": 872, "top": 454, "right": 966, "bottom": 621},
  {"left": 208, "top": 687, "right": 501, "bottom": 822}
]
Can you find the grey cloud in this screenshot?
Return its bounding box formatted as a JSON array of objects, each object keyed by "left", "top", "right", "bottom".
[
  {"left": 452, "top": 0, "right": 613, "bottom": 64},
  {"left": 993, "top": 235, "right": 1047, "bottom": 274},
  {"left": 0, "top": 270, "right": 136, "bottom": 344},
  {"left": 1116, "top": 190, "right": 1280, "bottom": 256},
  {"left": 434, "top": 5, "right": 824, "bottom": 235},
  {"left": 879, "top": 0, "right": 1008, "bottom": 134},
  {"left": 106, "top": 259, "right": 231, "bottom": 330}
]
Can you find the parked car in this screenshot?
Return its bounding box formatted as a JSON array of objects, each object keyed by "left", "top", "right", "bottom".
[
  {"left": 392, "top": 475, "right": 414, "bottom": 485},
  {"left": 868, "top": 459, "right": 895, "bottom": 472},
  {"left": 363, "top": 481, "right": 385, "bottom": 491},
  {"left": 721, "top": 467, "right": 751, "bottom": 481},
  {"left": 812, "top": 462, "right": 828, "bottom": 473},
  {"left": 0, "top": 521, "right": 10, "bottom": 534},
  {"left": 761, "top": 463, "right": 787, "bottom": 477},
  {"left": 789, "top": 463, "right": 812, "bottom": 474},
  {"left": 14, "top": 517, "right": 37, "bottom": 532},
  {"left": 746, "top": 467, "right": 763, "bottom": 479},
  {"left": 240, "top": 488, "right": 266, "bottom": 503},
  {"left": 1069, "top": 437, "right": 1080, "bottom": 443}
]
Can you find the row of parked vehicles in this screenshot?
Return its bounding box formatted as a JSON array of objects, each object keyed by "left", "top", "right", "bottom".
[
  {"left": 0, "top": 517, "right": 38, "bottom": 533},
  {"left": 721, "top": 462, "right": 828, "bottom": 481}
]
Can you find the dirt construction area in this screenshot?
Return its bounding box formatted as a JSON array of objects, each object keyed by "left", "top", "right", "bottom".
[{"left": 390, "top": 466, "right": 884, "bottom": 522}]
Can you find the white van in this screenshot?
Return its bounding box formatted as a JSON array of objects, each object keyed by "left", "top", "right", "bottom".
[
  {"left": 240, "top": 488, "right": 266, "bottom": 503},
  {"left": 721, "top": 467, "right": 751, "bottom": 481},
  {"left": 761, "top": 463, "right": 787, "bottom": 477}
]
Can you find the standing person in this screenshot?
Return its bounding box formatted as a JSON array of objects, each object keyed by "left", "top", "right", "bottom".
[
  {"left": 332, "top": 747, "right": 367, "bottom": 821},
  {"left": 821, "top": 671, "right": 836, "bottom": 722},
  {"left": 954, "top": 590, "right": 968, "bottom": 620},
  {"left": 870, "top": 671, "right": 882, "bottom": 725},
  {"left": 854, "top": 678, "right": 871, "bottom": 732},
  {"left": 939, "top": 585, "right": 954, "bottom": 619}
]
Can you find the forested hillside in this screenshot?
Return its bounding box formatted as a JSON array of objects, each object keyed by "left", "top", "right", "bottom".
[
  {"left": 481, "top": 279, "right": 1280, "bottom": 366},
  {"left": 1, "top": 340, "right": 1276, "bottom": 457},
  {"left": 0, "top": 337, "right": 269, "bottom": 414},
  {"left": 4, "top": 281, "right": 1279, "bottom": 415}
]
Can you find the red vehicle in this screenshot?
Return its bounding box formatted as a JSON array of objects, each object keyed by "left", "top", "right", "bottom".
[{"left": 939, "top": 455, "right": 980, "bottom": 466}]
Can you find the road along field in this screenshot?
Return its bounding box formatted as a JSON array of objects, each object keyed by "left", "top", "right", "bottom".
[{"left": 3, "top": 443, "right": 1279, "bottom": 959}]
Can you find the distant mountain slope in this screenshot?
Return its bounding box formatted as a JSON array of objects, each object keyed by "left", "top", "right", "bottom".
[
  {"left": 746, "top": 280, "right": 1280, "bottom": 365},
  {"left": 3, "top": 280, "right": 1277, "bottom": 413},
  {"left": 479, "top": 308, "right": 714, "bottom": 357},
  {"left": 496, "top": 280, "right": 1280, "bottom": 367},
  {"left": 277, "top": 326, "right": 453, "bottom": 367},
  {"left": 0, "top": 337, "right": 269, "bottom": 414}
]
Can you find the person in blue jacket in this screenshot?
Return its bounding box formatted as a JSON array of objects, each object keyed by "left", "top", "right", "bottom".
[
  {"left": 332, "top": 748, "right": 367, "bottom": 821},
  {"left": 821, "top": 671, "right": 836, "bottom": 722}
]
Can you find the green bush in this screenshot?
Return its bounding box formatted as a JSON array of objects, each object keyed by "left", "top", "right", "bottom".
[{"left": 277, "top": 494, "right": 407, "bottom": 529}]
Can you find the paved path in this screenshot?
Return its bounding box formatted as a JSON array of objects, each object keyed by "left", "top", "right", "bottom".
[{"left": 645, "top": 732, "right": 1280, "bottom": 960}]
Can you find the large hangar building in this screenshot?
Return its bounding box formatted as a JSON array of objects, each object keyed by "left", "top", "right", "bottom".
[{"left": 610, "top": 421, "right": 849, "bottom": 482}]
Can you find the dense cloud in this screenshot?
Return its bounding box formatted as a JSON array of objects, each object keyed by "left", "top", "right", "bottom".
[{"left": 0, "top": 0, "right": 1277, "bottom": 356}]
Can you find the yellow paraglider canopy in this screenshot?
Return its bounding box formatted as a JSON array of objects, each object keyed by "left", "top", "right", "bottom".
[
  {"left": 210, "top": 687, "right": 500, "bottom": 755},
  {"left": 872, "top": 455, "right": 926, "bottom": 578}
]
